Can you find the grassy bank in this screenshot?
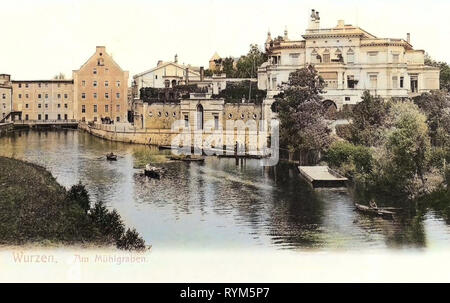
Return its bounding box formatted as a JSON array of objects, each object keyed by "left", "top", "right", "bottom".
[{"left": 0, "top": 156, "right": 147, "bottom": 250}]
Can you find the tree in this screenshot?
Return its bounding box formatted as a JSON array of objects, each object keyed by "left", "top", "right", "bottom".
[
  {"left": 117, "top": 228, "right": 146, "bottom": 251},
  {"left": 413, "top": 90, "right": 450, "bottom": 147},
  {"left": 222, "top": 57, "right": 237, "bottom": 78},
  {"left": 53, "top": 72, "right": 66, "bottom": 80},
  {"left": 385, "top": 101, "right": 431, "bottom": 186},
  {"left": 277, "top": 65, "right": 331, "bottom": 164},
  {"left": 349, "top": 90, "right": 390, "bottom": 147},
  {"left": 66, "top": 182, "right": 90, "bottom": 213},
  {"left": 425, "top": 54, "right": 450, "bottom": 91},
  {"left": 235, "top": 44, "right": 267, "bottom": 78}
]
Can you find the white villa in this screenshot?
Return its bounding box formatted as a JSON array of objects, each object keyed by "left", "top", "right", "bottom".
[{"left": 257, "top": 9, "right": 440, "bottom": 109}]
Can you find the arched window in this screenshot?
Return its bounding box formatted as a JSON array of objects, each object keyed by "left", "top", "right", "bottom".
[
  {"left": 347, "top": 49, "right": 355, "bottom": 64},
  {"left": 196, "top": 104, "right": 204, "bottom": 130},
  {"left": 171, "top": 79, "right": 177, "bottom": 87},
  {"left": 335, "top": 49, "right": 343, "bottom": 62}
]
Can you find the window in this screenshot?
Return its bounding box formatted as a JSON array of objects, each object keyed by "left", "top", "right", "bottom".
[
  {"left": 57, "top": 114, "right": 61, "bottom": 120},
  {"left": 368, "top": 52, "right": 378, "bottom": 63},
  {"left": 369, "top": 75, "right": 378, "bottom": 89},
  {"left": 184, "top": 114, "right": 189, "bottom": 128},
  {"left": 311, "top": 50, "right": 319, "bottom": 64},
  {"left": 116, "top": 93, "right": 120, "bottom": 99},
  {"left": 19, "top": 94, "right": 22, "bottom": 99},
  {"left": 155, "top": 75, "right": 158, "bottom": 80},
  {"left": 400, "top": 76, "right": 404, "bottom": 88},
  {"left": 116, "top": 117, "right": 120, "bottom": 122},
  {"left": 393, "top": 53, "right": 400, "bottom": 63},
  {"left": 93, "top": 68, "right": 97, "bottom": 75},
  {"left": 45, "top": 114, "right": 48, "bottom": 120},
  {"left": 392, "top": 76, "right": 398, "bottom": 89},
  {"left": 105, "top": 92, "right": 109, "bottom": 99},
  {"left": 93, "top": 81, "right": 97, "bottom": 87},
  {"left": 25, "top": 83, "right": 29, "bottom": 88},
  {"left": 93, "top": 93, "right": 97, "bottom": 99},
  {"left": 25, "top": 114, "right": 29, "bottom": 120},
  {"left": 410, "top": 75, "right": 418, "bottom": 93},
  {"left": 82, "top": 93, "right": 86, "bottom": 99},
  {"left": 105, "top": 81, "right": 109, "bottom": 87},
  {"left": 64, "top": 94, "right": 68, "bottom": 99},
  {"left": 116, "top": 104, "right": 120, "bottom": 112},
  {"left": 25, "top": 103, "right": 29, "bottom": 109},
  {"left": 45, "top": 94, "right": 48, "bottom": 99},
  {"left": 64, "top": 114, "right": 68, "bottom": 120},
  {"left": 2, "top": 94, "right": 5, "bottom": 99},
  {"left": 105, "top": 105, "right": 109, "bottom": 112},
  {"left": 38, "top": 104, "right": 42, "bottom": 109},
  {"left": 93, "top": 105, "right": 97, "bottom": 112},
  {"left": 347, "top": 75, "right": 356, "bottom": 89},
  {"left": 57, "top": 104, "right": 61, "bottom": 108},
  {"left": 38, "top": 114, "right": 42, "bottom": 120},
  {"left": 116, "top": 81, "right": 121, "bottom": 87},
  {"left": 214, "top": 115, "right": 219, "bottom": 130},
  {"left": 94, "top": 116, "right": 97, "bottom": 122},
  {"left": 64, "top": 103, "right": 68, "bottom": 109},
  {"left": 345, "top": 96, "right": 351, "bottom": 101},
  {"left": 82, "top": 80, "right": 86, "bottom": 87},
  {"left": 323, "top": 50, "right": 330, "bottom": 63},
  {"left": 38, "top": 94, "right": 42, "bottom": 99},
  {"left": 45, "top": 104, "right": 48, "bottom": 109},
  {"left": 18, "top": 83, "right": 22, "bottom": 88},
  {"left": 289, "top": 53, "right": 300, "bottom": 64},
  {"left": 25, "top": 94, "right": 29, "bottom": 98},
  {"left": 57, "top": 94, "right": 61, "bottom": 99},
  {"left": 81, "top": 105, "right": 86, "bottom": 113}
]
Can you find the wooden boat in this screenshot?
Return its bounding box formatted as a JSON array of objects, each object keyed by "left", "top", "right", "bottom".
[
  {"left": 354, "top": 203, "right": 397, "bottom": 219},
  {"left": 106, "top": 153, "right": 117, "bottom": 161},
  {"left": 144, "top": 164, "right": 164, "bottom": 179}
]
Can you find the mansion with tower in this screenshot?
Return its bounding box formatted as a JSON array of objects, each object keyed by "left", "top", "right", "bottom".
[{"left": 258, "top": 9, "right": 440, "bottom": 109}]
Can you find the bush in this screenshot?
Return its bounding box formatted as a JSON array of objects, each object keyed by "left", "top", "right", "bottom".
[
  {"left": 89, "top": 201, "right": 125, "bottom": 243},
  {"left": 66, "top": 182, "right": 90, "bottom": 213},
  {"left": 325, "top": 141, "right": 373, "bottom": 175},
  {"left": 117, "top": 228, "right": 146, "bottom": 251},
  {"left": 445, "top": 168, "right": 450, "bottom": 188},
  {"left": 335, "top": 124, "right": 352, "bottom": 140}
]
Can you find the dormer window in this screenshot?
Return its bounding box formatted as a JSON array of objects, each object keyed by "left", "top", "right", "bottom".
[{"left": 97, "top": 58, "right": 104, "bottom": 66}]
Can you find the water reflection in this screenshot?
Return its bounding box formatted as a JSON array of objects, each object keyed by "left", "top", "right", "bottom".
[{"left": 1, "top": 129, "right": 450, "bottom": 251}]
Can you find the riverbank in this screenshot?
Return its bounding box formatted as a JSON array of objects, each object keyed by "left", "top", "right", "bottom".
[{"left": 0, "top": 156, "right": 147, "bottom": 250}]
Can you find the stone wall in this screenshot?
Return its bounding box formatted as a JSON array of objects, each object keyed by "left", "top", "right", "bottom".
[{"left": 0, "top": 123, "right": 14, "bottom": 136}]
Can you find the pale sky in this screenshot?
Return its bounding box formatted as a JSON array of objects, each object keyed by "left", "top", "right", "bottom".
[{"left": 1, "top": 0, "right": 449, "bottom": 83}]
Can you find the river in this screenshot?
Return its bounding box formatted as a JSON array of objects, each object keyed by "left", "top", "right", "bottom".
[{"left": 1, "top": 129, "right": 450, "bottom": 252}]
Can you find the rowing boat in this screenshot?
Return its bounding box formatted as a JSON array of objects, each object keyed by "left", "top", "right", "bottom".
[{"left": 354, "top": 203, "right": 397, "bottom": 218}]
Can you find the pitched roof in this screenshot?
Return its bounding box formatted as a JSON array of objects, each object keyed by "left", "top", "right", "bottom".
[
  {"left": 133, "top": 61, "right": 200, "bottom": 78},
  {"left": 210, "top": 52, "right": 221, "bottom": 61}
]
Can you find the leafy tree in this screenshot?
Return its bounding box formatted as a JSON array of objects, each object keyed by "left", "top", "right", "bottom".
[
  {"left": 413, "top": 90, "right": 450, "bottom": 147},
  {"left": 276, "top": 65, "right": 331, "bottom": 164},
  {"left": 89, "top": 201, "right": 125, "bottom": 243},
  {"left": 235, "top": 44, "right": 267, "bottom": 78},
  {"left": 221, "top": 57, "right": 237, "bottom": 77},
  {"left": 349, "top": 90, "right": 390, "bottom": 147},
  {"left": 325, "top": 141, "right": 373, "bottom": 176},
  {"left": 66, "top": 182, "right": 90, "bottom": 213},
  {"left": 425, "top": 54, "right": 450, "bottom": 91},
  {"left": 385, "top": 101, "right": 431, "bottom": 186},
  {"left": 215, "top": 81, "right": 266, "bottom": 104}
]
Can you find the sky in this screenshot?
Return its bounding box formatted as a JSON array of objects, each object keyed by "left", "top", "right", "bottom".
[{"left": 0, "top": 0, "right": 449, "bottom": 82}]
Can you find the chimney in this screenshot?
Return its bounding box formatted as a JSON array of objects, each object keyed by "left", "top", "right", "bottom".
[
  {"left": 407, "top": 33, "right": 411, "bottom": 44},
  {"left": 157, "top": 60, "right": 163, "bottom": 66},
  {"left": 185, "top": 67, "right": 189, "bottom": 84},
  {"left": 200, "top": 66, "right": 204, "bottom": 82},
  {"left": 174, "top": 54, "right": 178, "bottom": 63}
]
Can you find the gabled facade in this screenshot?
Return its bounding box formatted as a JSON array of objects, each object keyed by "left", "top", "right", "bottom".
[
  {"left": 258, "top": 9, "right": 440, "bottom": 109},
  {"left": 73, "top": 46, "right": 129, "bottom": 123},
  {"left": 133, "top": 56, "right": 201, "bottom": 98}
]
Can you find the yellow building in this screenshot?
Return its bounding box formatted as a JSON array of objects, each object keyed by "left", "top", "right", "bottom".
[
  {"left": 0, "top": 74, "right": 12, "bottom": 121},
  {"left": 73, "top": 46, "right": 129, "bottom": 123},
  {"left": 11, "top": 79, "right": 74, "bottom": 121}
]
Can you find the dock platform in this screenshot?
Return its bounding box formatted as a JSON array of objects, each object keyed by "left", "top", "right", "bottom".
[{"left": 298, "top": 166, "right": 348, "bottom": 188}]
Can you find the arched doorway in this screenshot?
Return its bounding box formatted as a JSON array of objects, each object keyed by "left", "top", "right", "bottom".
[
  {"left": 171, "top": 79, "right": 177, "bottom": 87},
  {"left": 196, "top": 104, "right": 204, "bottom": 130},
  {"left": 323, "top": 100, "right": 337, "bottom": 119}
]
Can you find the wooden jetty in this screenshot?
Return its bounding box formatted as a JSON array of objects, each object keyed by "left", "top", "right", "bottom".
[{"left": 298, "top": 166, "right": 348, "bottom": 188}]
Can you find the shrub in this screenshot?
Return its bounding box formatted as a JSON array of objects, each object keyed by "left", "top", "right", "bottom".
[
  {"left": 117, "top": 228, "right": 146, "bottom": 251},
  {"left": 325, "top": 141, "right": 373, "bottom": 175},
  {"left": 89, "top": 201, "right": 125, "bottom": 243},
  {"left": 66, "top": 182, "right": 90, "bottom": 213},
  {"left": 335, "top": 124, "right": 352, "bottom": 141}
]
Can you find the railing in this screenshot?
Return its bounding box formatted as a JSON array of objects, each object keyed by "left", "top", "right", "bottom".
[{"left": 14, "top": 119, "right": 78, "bottom": 124}]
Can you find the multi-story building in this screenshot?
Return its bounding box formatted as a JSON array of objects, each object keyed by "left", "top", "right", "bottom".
[
  {"left": 11, "top": 79, "right": 74, "bottom": 121},
  {"left": 258, "top": 9, "right": 440, "bottom": 109},
  {"left": 73, "top": 46, "right": 129, "bottom": 123},
  {"left": 0, "top": 74, "right": 12, "bottom": 121}
]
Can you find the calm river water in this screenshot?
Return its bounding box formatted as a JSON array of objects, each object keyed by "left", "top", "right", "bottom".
[{"left": 1, "top": 129, "right": 450, "bottom": 251}]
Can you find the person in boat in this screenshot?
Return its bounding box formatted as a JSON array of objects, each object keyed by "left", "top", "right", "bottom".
[{"left": 369, "top": 199, "right": 378, "bottom": 209}]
